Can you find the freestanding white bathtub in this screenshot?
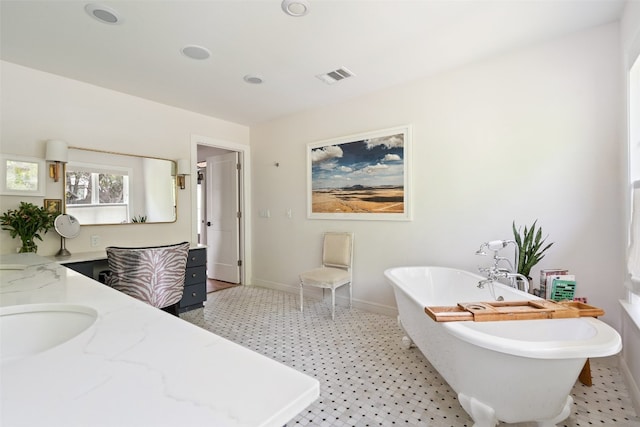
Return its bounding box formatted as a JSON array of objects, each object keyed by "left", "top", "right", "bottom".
[{"left": 384, "top": 266, "right": 622, "bottom": 427}]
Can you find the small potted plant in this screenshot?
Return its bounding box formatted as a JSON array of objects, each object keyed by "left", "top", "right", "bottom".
[
  {"left": 512, "top": 220, "right": 554, "bottom": 279},
  {"left": 0, "top": 201, "right": 56, "bottom": 253},
  {"left": 131, "top": 214, "right": 147, "bottom": 223}
]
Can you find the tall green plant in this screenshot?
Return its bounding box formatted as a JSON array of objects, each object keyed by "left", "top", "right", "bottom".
[
  {"left": 512, "top": 220, "right": 554, "bottom": 278},
  {"left": 0, "top": 202, "right": 56, "bottom": 253}
]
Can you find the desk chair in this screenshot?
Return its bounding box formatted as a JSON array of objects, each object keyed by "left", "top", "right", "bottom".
[
  {"left": 106, "top": 242, "right": 190, "bottom": 316},
  {"left": 299, "top": 232, "right": 354, "bottom": 320}
]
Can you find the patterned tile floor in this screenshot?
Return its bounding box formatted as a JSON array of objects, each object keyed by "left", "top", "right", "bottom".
[{"left": 180, "top": 286, "right": 640, "bottom": 427}]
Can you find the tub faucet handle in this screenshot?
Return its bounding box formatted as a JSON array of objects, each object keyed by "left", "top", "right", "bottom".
[
  {"left": 487, "top": 240, "right": 509, "bottom": 251},
  {"left": 475, "top": 243, "right": 489, "bottom": 256}
]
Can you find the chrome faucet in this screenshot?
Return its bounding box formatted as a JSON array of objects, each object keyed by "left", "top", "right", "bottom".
[
  {"left": 506, "top": 272, "right": 530, "bottom": 293},
  {"left": 477, "top": 266, "right": 509, "bottom": 288},
  {"left": 475, "top": 240, "right": 518, "bottom": 261},
  {"left": 476, "top": 240, "right": 528, "bottom": 292}
]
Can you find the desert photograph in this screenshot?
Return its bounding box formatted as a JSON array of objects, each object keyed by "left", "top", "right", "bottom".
[
  {"left": 309, "top": 129, "right": 406, "bottom": 216},
  {"left": 311, "top": 185, "right": 404, "bottom": 213}
]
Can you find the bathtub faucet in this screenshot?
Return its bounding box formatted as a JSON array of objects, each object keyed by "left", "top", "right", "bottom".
[
  {"left": 506, "top": 272, "right": 530, "bottom": 293},
  {"left": 476, "top": 239, "right": 520, "bottom": 276},
  {"left": 477, "top": 267, "right": 530, "bottom": 293},
  {"left": 477, "top": 266, "right": 510, "bottom": 289},
  {"left": 475, "top": 240, "right": 513, "bottom": 255},
  {"left": 476, "top": 240, "right": 518, "bottom": 271}
]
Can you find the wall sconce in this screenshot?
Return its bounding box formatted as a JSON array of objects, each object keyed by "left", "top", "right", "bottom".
[
  {"left": 177, "top": 159, "right": 190, "bottom": 190},
  {"left": 45, "top": 139, "right": 68, "bottom": 182}
]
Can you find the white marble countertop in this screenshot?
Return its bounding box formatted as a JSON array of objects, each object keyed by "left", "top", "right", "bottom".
[{"left": 0, "top": 253, "right": 319, "bottom": 427}]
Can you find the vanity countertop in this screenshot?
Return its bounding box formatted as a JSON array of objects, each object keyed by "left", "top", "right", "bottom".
[{"left": 0, "top": 253, "right": 319, "bottom": 427}]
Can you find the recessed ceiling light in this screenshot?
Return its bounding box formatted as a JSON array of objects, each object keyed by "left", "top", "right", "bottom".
[
  {"left": 181, "top": 45, "right": 211, "bottom": 60},
  {"left": 243, "top": 74, "right": 264, "bottom": 85},
  {"left": 85, "top": 4, "right": 121, "bottom": 24},
  {"left": 281, "top": 0, "right": 310, "bottom": 17}
]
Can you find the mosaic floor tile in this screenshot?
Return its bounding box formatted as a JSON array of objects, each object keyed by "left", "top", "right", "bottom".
[{"left": 181, "top": 286, "right": 640, "bottom": 426}]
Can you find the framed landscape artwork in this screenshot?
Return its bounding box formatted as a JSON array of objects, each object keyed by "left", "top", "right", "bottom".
[{"left": 307, "top": 125, "right": 411, "bottom": 221}]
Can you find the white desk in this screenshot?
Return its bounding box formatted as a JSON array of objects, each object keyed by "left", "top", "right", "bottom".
[{"left": 0, "top": 253, "right": 319, "bottom": 427}]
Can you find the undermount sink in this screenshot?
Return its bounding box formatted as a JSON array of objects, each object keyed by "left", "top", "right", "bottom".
[{"left": 0, "top": 303, "right": 98, "bottom": 363}]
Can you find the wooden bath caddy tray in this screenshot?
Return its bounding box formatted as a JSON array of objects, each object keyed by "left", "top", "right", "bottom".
[{"left": 424, "top": 300, "right": 604, "bottom": 322}]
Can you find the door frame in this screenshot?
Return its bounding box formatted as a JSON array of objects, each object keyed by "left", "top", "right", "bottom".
[{"left": 190, "top": 134, "right": 251, "bottom": 286}]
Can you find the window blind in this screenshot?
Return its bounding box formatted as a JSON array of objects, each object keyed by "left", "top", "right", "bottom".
[{"left": 627, "top": 180, "right": 640, "bottom": 293}]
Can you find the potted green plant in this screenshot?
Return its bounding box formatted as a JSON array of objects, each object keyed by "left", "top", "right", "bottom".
[
  {"left": 512, "top": 220, "right": 554, "bottom": 279},
  {"left": 131, "top": 214, "right": 147, "bottom": 223},
  {"left": 0, "top": 201, "right": 56, "bottom": 253}
]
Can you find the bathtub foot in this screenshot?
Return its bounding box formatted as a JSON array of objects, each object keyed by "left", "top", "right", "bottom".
[
  {"left": 535, "top": 395, "right": 573, "bottom": 427},
  {"left": 396, "top": 316, "right": 414, "bottom": 349},
  {"left": 458, "top": 393, "right": 498, "bottom": 427},
  {"left": 401, "top": 336, "right": 413, "bottom": 349}
]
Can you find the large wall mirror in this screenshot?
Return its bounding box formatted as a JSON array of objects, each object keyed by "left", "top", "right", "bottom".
[{"left": 64, "top": 148, "right": 177, "bottom": 225}]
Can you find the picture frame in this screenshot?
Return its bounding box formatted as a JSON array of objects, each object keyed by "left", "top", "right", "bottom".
[
  {"left": 44, "top": 199, "right": 62, "bottom": 215},
  {"left": 307, "top": 125, "right": 412, "bottom": 221},
  {"left": 0, "top": 154, "right": 46, "bottom": 197}
]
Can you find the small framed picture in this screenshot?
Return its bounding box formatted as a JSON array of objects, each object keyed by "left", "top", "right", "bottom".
[
  {"left": 44, "top": 199, "right": 62, "bottom": 215},
  {"left": 0, "top": 154, "right": 46, "bottom": 196}
]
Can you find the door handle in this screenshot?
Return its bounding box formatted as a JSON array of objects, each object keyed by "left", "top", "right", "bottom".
[{"left": 207, "top": 221, "right": 211, "bottom": 226}]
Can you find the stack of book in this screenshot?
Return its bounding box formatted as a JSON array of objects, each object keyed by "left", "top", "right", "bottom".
[{"left": 538, "top": 269, "right": 576, "bottom": 301}]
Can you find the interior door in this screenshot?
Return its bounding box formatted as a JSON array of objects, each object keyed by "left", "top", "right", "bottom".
[{"left": 206, "top": 152, "right": 240, "bottom": 283}]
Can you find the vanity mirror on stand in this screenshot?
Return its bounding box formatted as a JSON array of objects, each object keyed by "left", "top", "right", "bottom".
[{"left": 54, "top": 214, "right": 81, "bottom": 257}]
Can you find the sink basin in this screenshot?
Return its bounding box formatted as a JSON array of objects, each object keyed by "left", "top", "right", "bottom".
[{"left": 0, "top": 303, "right": 98, "bottom": 363}]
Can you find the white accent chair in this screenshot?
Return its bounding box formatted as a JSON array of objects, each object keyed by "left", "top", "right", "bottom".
[{"left": 299, "top": 232, "right": 354, "bottom": 320}]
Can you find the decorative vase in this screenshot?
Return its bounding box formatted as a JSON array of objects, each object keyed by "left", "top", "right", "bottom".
[{"left": 18, "top": 239, "right": 37, "bottom": 253}]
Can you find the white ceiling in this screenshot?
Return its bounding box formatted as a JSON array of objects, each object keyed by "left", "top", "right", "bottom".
[{"left": 0, "top": 0, "right": 627, "bottom": 126}]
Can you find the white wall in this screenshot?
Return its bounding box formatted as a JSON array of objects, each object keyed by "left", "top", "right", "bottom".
[
  {"left": 251, "top": 23, "right": 625, "bottom": 328},
  {"left": 0, "top": 61, "right": 249, "bottom": 255},
  {"left": 0, "top": 20, "right": 627, "bottom": 332}
]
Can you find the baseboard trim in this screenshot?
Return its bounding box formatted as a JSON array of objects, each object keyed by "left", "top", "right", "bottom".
[
  {"left": 251, "top": 278, "right": 398, "bottom": 317},
  {"left": 619, "top": 354, "right": 640, "bottom": 417}
]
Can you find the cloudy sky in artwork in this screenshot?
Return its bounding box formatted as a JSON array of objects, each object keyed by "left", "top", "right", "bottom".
[{"left": 310, "top": 133, "right": 404, "bottom": 190}]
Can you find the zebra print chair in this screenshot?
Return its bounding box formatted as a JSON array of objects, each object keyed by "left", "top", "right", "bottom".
[{"left": 106, "top": 242, "right": 190, "bottom": 315}]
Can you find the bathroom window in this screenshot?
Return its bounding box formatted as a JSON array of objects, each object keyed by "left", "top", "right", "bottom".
[
  {"left": 631, "top": 180, "right": 640, "bottom": 300},
  {"left": 66, "top": 170, "right": 128, "bottom": 205},
  {"left": 629, "top": 54, "right": 640, "bottom": 302},
  {"left": 65, "top": 163, "right": 131, "bottom": 224},
  {"left": 630, "top": 55, "right": 639, "bottom": 183}
]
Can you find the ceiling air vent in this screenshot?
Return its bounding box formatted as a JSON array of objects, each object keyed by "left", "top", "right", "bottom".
[{"left": 316, "top": 67, "right": 355, "bottom": 85}]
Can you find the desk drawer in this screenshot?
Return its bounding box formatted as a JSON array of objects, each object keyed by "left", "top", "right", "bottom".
[
  {"left": 180, "top": 281, "right": 206, "bottom": 308},
  {"left": 187, "top": 248, "right": 206, "bottom": 267},
  {"left": 185, "top": 265, "right": 206, "bottom": 286}
]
